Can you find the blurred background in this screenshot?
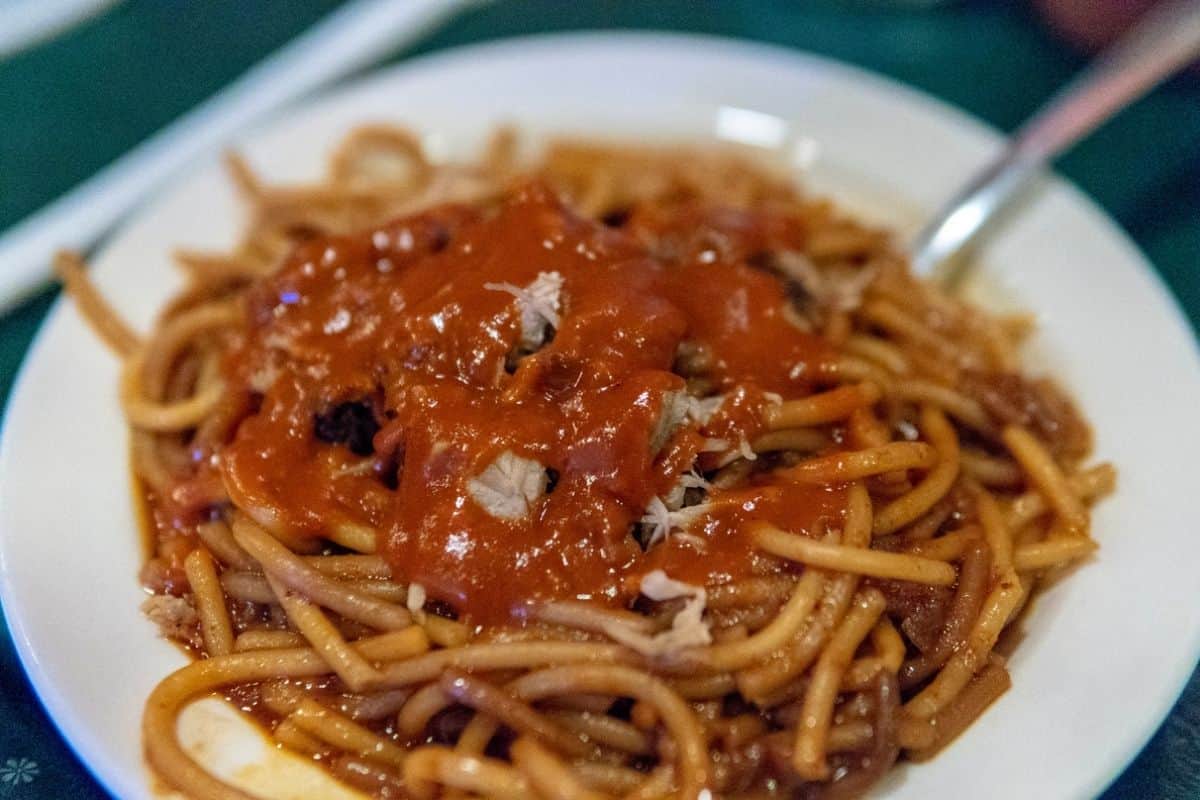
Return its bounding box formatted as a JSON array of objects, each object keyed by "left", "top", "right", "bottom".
[{"left": 0, "top": 1, "right": 1197, "bottom": 798}]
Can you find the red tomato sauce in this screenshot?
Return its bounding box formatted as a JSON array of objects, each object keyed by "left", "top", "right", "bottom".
[{"left": 174, "top": 183, "right": 845, "bottom": 624}]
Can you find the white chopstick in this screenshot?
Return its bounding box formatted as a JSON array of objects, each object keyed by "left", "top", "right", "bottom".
[{"left": 0, "top": 0, "right": 475, "bottom": 311}]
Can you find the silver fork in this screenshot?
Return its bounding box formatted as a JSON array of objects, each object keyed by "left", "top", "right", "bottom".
[{"left": 909, "top": 0, "right": 1200, "bottom": 283}]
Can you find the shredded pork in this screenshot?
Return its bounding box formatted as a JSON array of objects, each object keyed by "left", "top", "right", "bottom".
[
  {"left": 774, "top": 250, "right": 877, "bottom": 317},
  {"left": 485, "top": 270, "right": 564, "bottom": 352},
  {"left": 640, "top": 495, "right": 713, "bottom": 550},
  {"left": 664, "top": 468, "right": 712, "bottom": 510},
  {"left": 466, "top": 450, "right": 548, "bottom": 521},
  {"left": 142, "top": 595, "right": 201, "bottom": 650},
  {"left": 686, "top": 394, "right": 725, "bottom": 426},
  {"left": 602, "top": 570, "right": 712, "bottom": 657},
  {"left": 650, "top": 390, "right": 693, "bottom": 454},
  {"left": 406, "top": 583, "right": 427, "bottom": 614}
]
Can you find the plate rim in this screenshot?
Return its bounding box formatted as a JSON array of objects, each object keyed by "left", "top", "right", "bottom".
[{"left": 2, "top": 29, "right": 1199, "bottom": 800}]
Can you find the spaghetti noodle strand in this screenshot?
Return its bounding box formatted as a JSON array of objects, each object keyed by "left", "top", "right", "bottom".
[
  {"left": 265, "top": 573, "right": 381, "bottom": 691},
  {"left": 755, "top": 525, "right": 957, "bottom": 585},
  {"left": 74, "top": 128, "right": 1113, "bottom": 800},
  {"left": 792, "top": 589, "right": 887, "bottom": 780},
  {"left": 53, "top": 251, "right": 141, "bottom": 356},
  {"left": 183, "top": 549, "right": 234, "bottom": 658},
  {"left": 232, "top": 517, "right": 412, "bottom": 631},
  {"left": 873, "top": 405, "right": 960, "bottom": 535}
]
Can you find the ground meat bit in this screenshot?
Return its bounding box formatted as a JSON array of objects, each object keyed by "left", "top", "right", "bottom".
[
  {"left": 868, "top": 578, "right": 952, "bottom": 654},
  {"left": 963, "top": 370, "right": 1092, "bottom": 460},
  {"left": 314, "top": 400, "right": 380, "bottom": 456},
  {"left": 141, "top": 594, "right": 202, "bottom": 650}
]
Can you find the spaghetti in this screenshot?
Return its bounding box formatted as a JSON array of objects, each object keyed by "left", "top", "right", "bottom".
[{"left": 60, "top": 127, "right": 1115, "bottom": 799}]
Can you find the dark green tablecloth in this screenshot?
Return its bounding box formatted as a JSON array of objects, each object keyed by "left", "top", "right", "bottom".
[{"left": 1, "top": 1, "right": 1197, "bottom": 797}]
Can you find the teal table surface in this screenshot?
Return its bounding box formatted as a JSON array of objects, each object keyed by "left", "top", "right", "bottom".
[{"left": 1, "top": 1, "right": 1197, "bottom": 797}]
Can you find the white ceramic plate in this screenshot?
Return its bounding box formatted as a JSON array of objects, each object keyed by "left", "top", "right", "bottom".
[{"left": 3, "top": 33, "right": 1199, "bottom": 800}]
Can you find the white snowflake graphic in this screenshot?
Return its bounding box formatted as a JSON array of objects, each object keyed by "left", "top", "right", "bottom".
[{"left": 0, "top": 757, "right": 38, "bottom": 787}]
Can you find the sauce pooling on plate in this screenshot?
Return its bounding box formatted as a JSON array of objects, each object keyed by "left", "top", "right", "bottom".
[{"left": 217, "top": 183, "right": 842, "bottom": 623}]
